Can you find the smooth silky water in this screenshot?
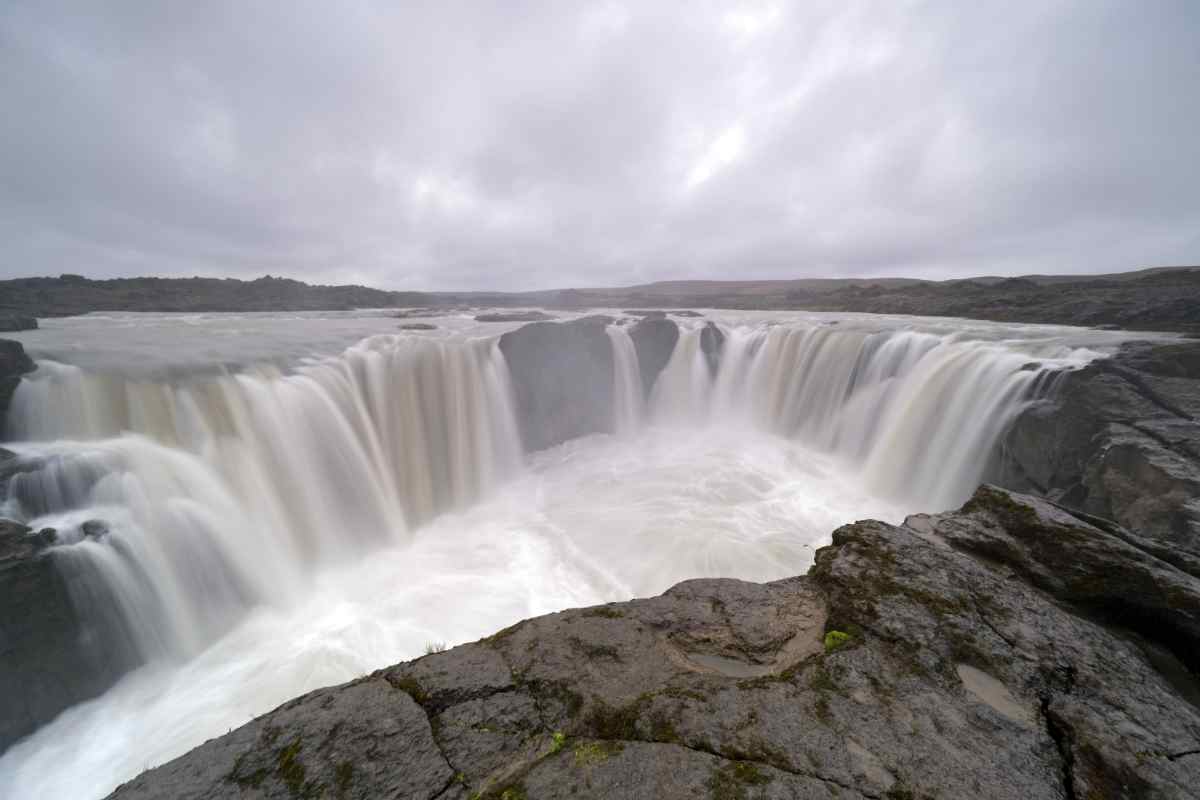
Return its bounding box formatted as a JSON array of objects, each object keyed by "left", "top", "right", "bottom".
[{"left": 0, "top": 310, "right": 1157, "bottom": 799}]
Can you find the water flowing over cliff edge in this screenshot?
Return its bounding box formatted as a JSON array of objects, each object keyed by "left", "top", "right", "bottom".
[{"left": 0, "top": 310, "right": 1167, "bottom": 798}]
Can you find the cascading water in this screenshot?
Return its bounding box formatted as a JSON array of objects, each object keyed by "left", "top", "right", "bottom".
[
  {"left": 647, "top": 323, "right": 1068, "bottom": 510},
  {"left": 3, "top": 335, "right": 522, "bottom": 667},
  {"left": 606, "top": 325, "right": 644, "bottom": 435},
  {"left": 0, "top": 311, "right": 1133, "bottom": 800}
]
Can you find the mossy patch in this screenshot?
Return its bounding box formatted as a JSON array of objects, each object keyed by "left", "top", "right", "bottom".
[
  {"left": 582, "top": 606, "right": 625, "bottom": 619},
  {"left": 387, "top": 673, "right": 429, "bottom": 704},
  {"left": 569, "top": 636, "right": 622, "bottom": 661},
  {"left": 823, "top": 630, "right": 851, "bottom": 653},
  {"left": 707, "top": 760, "right": 773, "bottom": 800},
  {"left": 334, "top": 762, "right": 354, "bottom": 799},
  {"left": 573, "top": 740, "right": 625, "bottom": 768}
]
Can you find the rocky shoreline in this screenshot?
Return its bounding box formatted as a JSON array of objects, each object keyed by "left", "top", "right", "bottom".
[{"left": 105, "top": 486, "right": 1200, "bottom": 799}]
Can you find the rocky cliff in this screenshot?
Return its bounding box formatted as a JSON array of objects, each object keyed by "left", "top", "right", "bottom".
[
  {"left": 106, "top": 486, "right": 1200, "bottom": 799},
  {"left": 994, "top": 338, "right": 1200, "bottom": 548},
  {"left": 0, "top": 339, "right": 35, "bottom": 436}
]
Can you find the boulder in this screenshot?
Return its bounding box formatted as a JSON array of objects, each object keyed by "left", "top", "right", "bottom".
[
  {"left": 399, "top": 322, "right": 438, "bottom": 330},
  {"left": 0, "top": 314, "right": 37, "bottom": 332},
  {"left": 993, "top": 339, "right": 1200, "bottom": 548},
  {"left": 499, "top": 317, "right": 616, "bottom": 452},
  {"left": 628, "top": 317, "right": 679, "bottom": 399},
  {"left": 106, "top": 486, "right": 1200, "bottom": 799}
]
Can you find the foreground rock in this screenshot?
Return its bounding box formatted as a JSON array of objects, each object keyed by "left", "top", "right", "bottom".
[
  {"left": 108, "top": 486, "right": 1200, "bottom": 799},
  {"left": 996, "top": 338, "right": 1200, "bottom": 547},
  {"left": 0, "top": 339, "right": 35, "bottom": 433}
]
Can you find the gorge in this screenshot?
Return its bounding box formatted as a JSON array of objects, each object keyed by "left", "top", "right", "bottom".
[{"left": 0, "top": 309, "right": 1198, "bottom": 799}]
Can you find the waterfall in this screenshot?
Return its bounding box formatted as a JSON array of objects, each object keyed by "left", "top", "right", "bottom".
[
  {"left": 606, "top": 325, "right": 644, "bottom": 435},
  {"left": 3, "top": 334, "right": 522, "bottom": 664},
  {"left": 0, "top": 313, "right": 1118, "bottom": 800},
  {"left": 647, "top": 322, "right": 1070, "bottom": 510}
]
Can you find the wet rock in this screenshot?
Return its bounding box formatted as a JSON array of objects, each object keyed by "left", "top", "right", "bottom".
[
  {"left": 0, "top": 524, "right": 133, "bottom": 753},
  {"left": 670, "top": 310, "right": 704, "bottom": 318},
  {"left": 699, "top": 321, "right": 726, "bottom": 377},
  {"left": 499, "top": 317, "right": 615, "bottom": 452},
  {"left": 994, "top": 339, "right": 1200, "bottom": 547},
  {"left": 476, "top": 310, "right": 558, "bottom": 323},
  {"left": 622, "top": 309, "right": 667, "bottom": 318},
  {"left": 81, "top": 520, "right": 109, "bottom": 540},
  {"left": 0, "top": 314, "right": 37, "bottom": 332},
  {"left": 0, "top": 339, "right": 36, "bottom": 433},
  {"left": 399, "top": 322, "right": 438, "bottom": 330},
  {"left": 106, "top": 486, "right": 1200, "bottom": 799},
  {"left": 628, "top": 317, "right": 679, "bottom": 398}
]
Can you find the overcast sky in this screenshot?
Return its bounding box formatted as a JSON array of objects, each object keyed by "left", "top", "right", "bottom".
[{"left": 1, "top": 1, "right": 1198, "bottom": 291}]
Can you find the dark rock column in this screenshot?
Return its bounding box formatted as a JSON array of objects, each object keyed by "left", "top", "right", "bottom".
[
  {"left": 628, "top": 317, "right": 679, "bottom": 399},
  {"left": 499, "top": 316, "right": 617, "bottom": 452},
  {"left": 0, "top": 338, "right": 35, "bottom": 437}
]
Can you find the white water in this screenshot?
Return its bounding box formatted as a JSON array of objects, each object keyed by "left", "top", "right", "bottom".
[
  {"left": 0, "top": 310, "right": 1145, "bottom": 799},
  {"left": 606, "top": 325, "right": 644, "bottom": 435}
]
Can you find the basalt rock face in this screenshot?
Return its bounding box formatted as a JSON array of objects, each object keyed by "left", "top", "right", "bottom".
[
  {"left": 499, "top": 317, "right": 617, "bottom": 452},
  {"left": 0, "top": 339, "right": 35, "bottom": 435},
  {"left": 107, "top": 486, "right": 1200, "bottom": 800},
  {"left": 0, "top": 315, "right": 37, "bottom": 332},
  {"left": 994, "top": 339, "right": 1200, "bottom": 548},
  {"left": 0, "top": 510, "right": 135, "bottom": 754},
  {"left": 628, "top": 317, "right": 679, "bottom": 399}
]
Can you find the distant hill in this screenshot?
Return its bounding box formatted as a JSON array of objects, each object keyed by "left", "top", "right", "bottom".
[{"left": 2, "top": 266, "right": 1199, "bottom": 332}]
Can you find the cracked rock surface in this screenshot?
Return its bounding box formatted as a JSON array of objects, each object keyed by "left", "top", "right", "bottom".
[{"left": 107, "top": 486, "right": 1200, "bottom": 799}]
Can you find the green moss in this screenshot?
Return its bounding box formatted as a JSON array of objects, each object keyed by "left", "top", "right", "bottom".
[
  {"left": 808, "top": 664, "right": 836, "bottom": 692},
  {"left": 499, "top": 786, "right": 528, "bottom": 800},
  {"left": 813, "top": 695, "right": 832, "bottom": 723},
  {"left": 584, "top": 694, "right": 651, "bottom": 739},
  {"left": 707, "top": 760, "right": 773, "bottom": 800},
  {"left": 649, "top": 710, "right": 680, "bottom": 743},
  {"left": 574, "top": 740, "right": 625, "bottom": 767},
  {"left": 484, "top": 620, "right": 526, "bottom": 647},
  {"left": 387, "top": 673, "right": 429, "bottom": 704},
  {"left": 276, "top": 738, "right": 306, "bottom": 796},
  {"left": 823, "top": 630, "right": 851, "bottom": 653},
  {"left": 582, "top": 606, "right": 625, "bottom": 619},
  {"left": 569, "top": 636, "right": 622, "bottom": 661},
  {"left": 334, "top": 762, "right": 354, "bottom": 799},
  {"left": 550, "top": 731, "right": 567, "bottom": 754},
  {"left": 661, "top": 686, "right": 709, "bottom": 703}
]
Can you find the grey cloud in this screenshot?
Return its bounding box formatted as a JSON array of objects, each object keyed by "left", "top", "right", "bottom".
[{"left": 1, "top": 0, "right": 1197, "bottom": 290}]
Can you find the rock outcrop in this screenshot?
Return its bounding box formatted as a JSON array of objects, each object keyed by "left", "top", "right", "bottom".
[
  {"left": 107, "top": 486, "right": 1200, "bottom": 799},
  {"left": 0, "top": 502, "right": 136, "bottom": 754},
  {"left": 995, "top": 339, "right": 1200, "bottom": 548},
  {"left": 0, "top": 339, "right": 35, "bottom": 434},
  {"left": 627, "top": 317, "right": 679, "bottom": 400},
  {"left": 499, "top": 317, "right": 617, "bottom": 452},
  {"left": 0, "top": 314, "right": 37, "bottom": 332},
  {"left": 498, "top": 317, "right": 683, "bottom": 452}
]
